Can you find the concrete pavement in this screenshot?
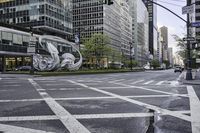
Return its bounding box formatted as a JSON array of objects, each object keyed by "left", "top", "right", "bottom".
[{"left": 0, "top": 70, "right": 199, "bottom": 133}]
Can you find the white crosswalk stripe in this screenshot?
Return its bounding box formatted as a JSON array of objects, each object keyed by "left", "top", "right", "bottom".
[
  {"left": 144, "top": 80, "right": 154, "bottom": 85},
  {"left": 130, "top": 80, "right": 144, "bottom": 84},
  {"left": 155, "top": 81, "right": 165, "bottom": 85}
]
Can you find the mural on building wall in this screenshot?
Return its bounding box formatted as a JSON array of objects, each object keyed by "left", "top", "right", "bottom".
[{"left": 33, "top": 35, "right": 82, "bottom": 71}]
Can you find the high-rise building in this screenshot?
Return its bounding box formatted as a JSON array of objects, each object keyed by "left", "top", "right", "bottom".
[
  {"left": 157, "top": 31, "right": 163, "bottom": 63},
  {"left": 168, "top": 47, "right": 173, "bottom": 67},
  {"left": 191, "top": 0, "right": 200, "bottom": 66},
  {"left": 0, "top": 0, "right": 73, "bottom": 39},
  {"left": 143, "top": 0, "right": 157, "bottom": 56},
  {"left": 129, "top": 0, "right": 149, "bottom": 66},
  {"left": 160, "top": 26, "right": 168, "bottom": 61},
  {"left": 72, "top": 0, "right": 132, "bottom": 57}
]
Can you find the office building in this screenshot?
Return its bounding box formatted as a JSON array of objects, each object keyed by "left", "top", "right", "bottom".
[
  {"left": 129, "top": 0, "right": 149, "bottom": 66},
  {"left": 168, "top": 47, "right": 173, "bottom": 67},
  {"left": 0, "top": 0, "right": 75, "bottom": 72},
  {"left": 143, "top": 0, "right": 158, "bottom": 56},
  {"left": 160, "top": 26, "right": 168, "bottom": 61},
  {"left": 192, "top": 0, "right": 200, "bottom": 66},
  {"left": 0, "top": 0, "right": 73, "bottom": 39},
  {"left": 157, "top": 31, "right": 163, "bottom": 63},
  {"left": 72, "top": 0, "right": 132, "bottom": 58}
]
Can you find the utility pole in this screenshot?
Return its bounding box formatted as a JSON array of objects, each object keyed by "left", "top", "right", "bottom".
[{"left": 186, "top": 0, "right": 193, "bottom": 80}]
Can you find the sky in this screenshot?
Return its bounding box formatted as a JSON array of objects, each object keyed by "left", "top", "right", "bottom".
[{"left": 157, "top": 0, "right": 187, "bottom": 55}]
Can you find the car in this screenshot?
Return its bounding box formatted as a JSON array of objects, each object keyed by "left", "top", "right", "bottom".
[
  {"left": 174, "top": 66, "right": 182, "bottom": 73},
  {"left": 15, "top": 66, "right": 31, "bottom": 71}
]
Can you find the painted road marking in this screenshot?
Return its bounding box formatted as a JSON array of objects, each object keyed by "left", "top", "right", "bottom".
[
  {"left": 170, "top": 81, "right": 179, "bottom": 86},
  {"left": 130, "top": 80, "right": 145, "bottom": 84},
  {"left": 28, "top": 79, "right": 91, "bottom": 133},
  {"left": 46, "top": 88, "right": 84, "bottom": 91},
  {"left": 0, "top": 94, "right": 188, "bottom": 103},
  {"left": 45, "top": 84, "right": 66, "bottom": 86},
  {"left": 0, "top": 123, "right": 53, "bottom": 133},
  {"left": 112, "top": 82, "right": 188, "bottom": 97},
  {"left": 187, "top": 86, "right": 200, "bottom": 133},
  {"left": 68, "top": 80, "right": 191, "bottom": 122},
  {"left": 2, "top": 85, "right": 21, "bottom": 87},
  {"left": 144, "top": 80, "right": 154, "bottom": 85},
  {"left": 0, "top": 111, "right": 191, "bottom": 122},
  {"left": 110, "top": 79, "right": 125, "bottom": 83},
  {"left": 0, "top": 98, "right": 44, "bottom": 102},
  {"left": 155, "top": 81, "right": 165, "bottom": 85}
]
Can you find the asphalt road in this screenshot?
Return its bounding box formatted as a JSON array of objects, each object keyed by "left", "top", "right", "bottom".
[{"left": 0, "top": 69, "right": 199, "bottom": 133}]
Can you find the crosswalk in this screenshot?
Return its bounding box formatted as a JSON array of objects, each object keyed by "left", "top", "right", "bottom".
[
  {"left": 0, "top": 77, "right": 180, "bottom": 87},
  {"left": 107, "top": 79, "right": 179, "bottom": 86}
]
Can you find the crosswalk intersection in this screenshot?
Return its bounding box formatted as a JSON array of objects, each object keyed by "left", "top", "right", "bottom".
[{"left": 0, "top": 72, "right": 199, "bottom": 133}]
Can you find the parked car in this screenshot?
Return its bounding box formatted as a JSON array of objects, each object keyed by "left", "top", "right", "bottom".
[
  {"left": 174, "top": 66, "right": 182, "bottom": 73},
  {"left": 15, "top": 66, "right": 31, "bottom": 71}
]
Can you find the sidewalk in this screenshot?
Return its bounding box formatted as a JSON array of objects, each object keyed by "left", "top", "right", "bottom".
[{"left": 181, "top": 70, "right": 200, "bottom": 85}]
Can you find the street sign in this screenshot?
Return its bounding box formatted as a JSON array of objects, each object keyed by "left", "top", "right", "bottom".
[
  {"left": 191, "top": 22, "right": 200, "bottom": 27},
  {"left": 182, "top": 5, "right": 194, "bottom": 14},
  {"left": 183, "top": 37, "right": 195, "bottom": 41}
]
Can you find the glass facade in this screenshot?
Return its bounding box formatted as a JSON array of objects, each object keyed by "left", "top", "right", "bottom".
[
  {"left": 0, "top": 0, "right": 73, "bottom": 38},
  {"left": 72, "top": 0, "right": 132, "bottom": 56},
  {"left": 129, "top": 0, "right": 149, "bottom": 66}
]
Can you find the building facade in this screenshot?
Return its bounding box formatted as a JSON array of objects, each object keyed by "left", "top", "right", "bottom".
[
  {"left": 72, "top": 0, "right": 132, "bottom": 60},
  {"left": 168, "top": 47, "right": 173, "bottom": 67},
  {"left": 160, "top": 26, "right": 168, "bottom": 61},
  {"left": 0, "top": 0, "right": 75, "bottom": 72},
  {"left": 157, "top": 31, "right": 163, "bottom": 63},
  {"left": 191, "top": 0, "right": 200, "bottom": 66},
  {"left": 0, "top": 0, "right": 73, "bottom": 39},
  {"left": 129, "top": 0, "right": 149, "bottom": 66},
  {"left": 143, "top": 0, "right": 157, "bottom": 57}
]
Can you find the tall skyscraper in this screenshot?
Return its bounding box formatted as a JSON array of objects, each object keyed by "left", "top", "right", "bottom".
[
  {"left": 143, "top": 0, "right": 157, "bottom": 56},
  {"left": 0, "top": 0, "right": 73, "bottom": 39},
  {"left": 129, "top": 0, "right": 149, "bottom": 66},
  {"left": 168, "top": 47, "right": 173, "bottom": 67},
  {"left": 72, "top": 0, "right": 132, "bottom": 57},
  {"left": 160, "top": 26, "right": 168, "bottom": 61}
]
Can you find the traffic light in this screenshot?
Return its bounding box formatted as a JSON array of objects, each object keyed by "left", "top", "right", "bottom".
[{"left": 107, "top": 0, "right": 114, "bottom": 5}]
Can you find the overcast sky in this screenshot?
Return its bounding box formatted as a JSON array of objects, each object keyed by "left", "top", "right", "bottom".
[{"left": 157, "top": 0, "right": 187, "bottom": 54}]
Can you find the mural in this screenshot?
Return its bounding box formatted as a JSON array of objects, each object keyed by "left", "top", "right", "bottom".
[{"left": 33, "top": 35, "right": 82, "bottom": 71}]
